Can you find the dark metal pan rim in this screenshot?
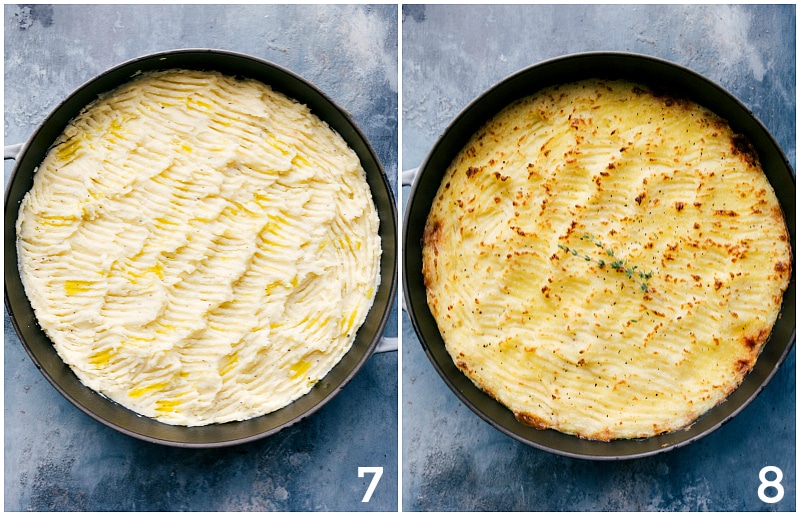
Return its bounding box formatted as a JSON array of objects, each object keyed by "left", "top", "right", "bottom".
[
  {"left": 402, "top": 50, "right": 795, "bottom": 460},
  {"left": 5, "top": 48, "right": 398, "bottom": 448}
]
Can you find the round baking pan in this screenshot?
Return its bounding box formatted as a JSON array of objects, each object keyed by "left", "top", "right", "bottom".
[
  {"left": 5, "top": 48, "right": 398, "bottom": 448},
  {"left": 402, "top": 51, "right": 795, "bottom": 460}
]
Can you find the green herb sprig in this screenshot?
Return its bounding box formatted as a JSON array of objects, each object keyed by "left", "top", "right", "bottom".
[{"left": 558, "top": 233, "right": 654, "bottom": 293}]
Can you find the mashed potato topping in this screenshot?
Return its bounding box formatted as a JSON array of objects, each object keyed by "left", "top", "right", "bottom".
[
  {"left": 422, "top": 79, "right": 791, "bottom": 440},
  {"left": 17, "top": 69, "right": 381, "bottom": 426}
]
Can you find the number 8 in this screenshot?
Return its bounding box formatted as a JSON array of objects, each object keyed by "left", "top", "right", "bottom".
[{"left": 758, "top": 466, "right": 784, "bottom": 504}]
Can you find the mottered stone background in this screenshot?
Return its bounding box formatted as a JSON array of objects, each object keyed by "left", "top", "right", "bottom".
[{"left": 4, "top": 3, "right": 796, "bottom": 513}]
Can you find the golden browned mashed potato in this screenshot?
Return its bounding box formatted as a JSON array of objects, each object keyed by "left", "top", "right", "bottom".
[
  {"left": 17, "top": 69, "right": 381, "bottom": 426},
  {"left": 422, "top": 79, "right": 791, "bottom": 440}
]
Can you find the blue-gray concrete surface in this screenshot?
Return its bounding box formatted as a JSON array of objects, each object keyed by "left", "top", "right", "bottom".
[
  {"left": 5, "top": 3, "right": 797, "bottom": 513},
  {"left": 5, "top": 4, "right": 398, "bottom": 511},
  {"left": 402, "top": 4, "right": 795, "bottom": 511}
]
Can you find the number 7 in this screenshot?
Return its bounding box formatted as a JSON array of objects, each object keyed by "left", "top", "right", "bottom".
[{"left": 358, "top": 466, "right": 383, "bottom": 502}]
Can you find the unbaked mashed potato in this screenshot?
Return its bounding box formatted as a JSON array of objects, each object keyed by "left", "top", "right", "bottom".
[
  {"left": 422, "top": 79, "right": 791, "bottom": 440},
  {"left": 17, "top": 69, "right": 382, "bottom": 426}
]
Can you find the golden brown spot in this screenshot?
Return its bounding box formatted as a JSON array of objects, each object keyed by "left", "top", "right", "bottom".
[
  {"left": 775, "top": 261, "right": 791, "bottom": 274},
  {"left": 515, "top": 412, "right": 549, "bottom": 430},
  {"left": 742, "top": 327, "right": 770, "bottom": 351},
  {"left": 422, "top": 219, "right": 442, "bottom": 258},
  {"left": 731, "top": 134, "right": 759, "bottom": 167}
]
